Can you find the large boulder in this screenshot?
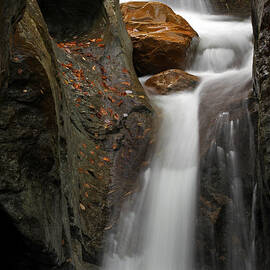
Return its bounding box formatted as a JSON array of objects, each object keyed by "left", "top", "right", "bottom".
[
  {"left": 144, "top": 69, "right": 199, "bottom": 95},
  {"left": 0, "top": 0, "right": 154, "bottom": 269},
  {"left": 120, "top": 1, "right": 199, "bottom": 76}
]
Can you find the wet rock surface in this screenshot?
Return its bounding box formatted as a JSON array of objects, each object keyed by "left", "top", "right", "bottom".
[
  {"left": 144, "top": 69, "right": 199, "bottom": 95},
  {"left": 0, "top": 0, "right": 154, "bottom": 269},
  {"left": 209, "top": 0, "right": 251, "bottom": 17},
  {"left": 197, "top": 74, "right": 255, "bottom": 269},
  {"left": 0, "top": 0, "right": 26, "bottom": 88},
  {"left": 120, "top": 1, "right": 199, "bottom": 76},
  {"left": 251, "top": 0, "right": 270, "bottom": 269}
]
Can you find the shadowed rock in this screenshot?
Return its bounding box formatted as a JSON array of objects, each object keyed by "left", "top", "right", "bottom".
[
  {"left": 209, "top": 0, "right": 251, "bottom": 17},
  {"left": 0, "top": 0, "right": 155, "bottom": 269},
  {"left": 251, "top": 0, "right": 270, "bottom": 269},
  {"left": 197, "top": 71, "right": 254, "bottom": 270},
  {"left": 0, "top": 0, "right": 26, "bottom": 88}
]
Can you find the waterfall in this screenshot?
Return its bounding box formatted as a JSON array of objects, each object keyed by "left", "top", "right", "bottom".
[
  {"left": 103, "top": 78, "right": 200, "bottom": 270},
  {"left": 164, "top": 0, "right": 210, "bottom": 13},
  {"left": 103, "top": 1, "right": 255, "bottom": 270},
  {"left": 205, "top": 107, "right": 255, "bottom": 270}
]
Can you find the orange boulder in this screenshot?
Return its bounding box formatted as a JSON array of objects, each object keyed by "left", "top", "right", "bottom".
[
  {"left": 120, "top": 1, "right": 199, "bottom": 76},
  {"left": 144, "top": 69, "right": 200, "bottom": 95}
]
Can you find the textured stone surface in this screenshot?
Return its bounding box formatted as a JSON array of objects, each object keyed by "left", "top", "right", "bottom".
[
  {"left": 251, "top": 0, "right": 270, "bottom": 269},
  {"left": 209, "top": 0, "right": 251, "bottom": 17},
  {"left": 0, "top": 0, "right": 26, "bottom": 88},
  {"left": 196, "top": 44, "right": 255, "bottom": 268},
  {"left": 0, "top": 0, "right": 154, "bottom": 269},
  {"left": 144, "top": 69, "right": 199, "bottom": 95},
  {"left": 120, "top": 1, "right": 199, "bottom": 76}
]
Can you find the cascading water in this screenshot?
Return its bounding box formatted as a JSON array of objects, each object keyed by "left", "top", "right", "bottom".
[
  {"left": 202, "top": 106, "right": 256, "bottom": 270},
  {"left": 164, "top": 0, "right": 210, "bottom": 13},
  {"left": 103, "top": 0, "right": 255, "bottom": 269},
  {"left": 104, "top": 63, "right": 200, "bottom": 270},
  {"left": 120, "top": 0, "right": 210, "bottom": 13}
]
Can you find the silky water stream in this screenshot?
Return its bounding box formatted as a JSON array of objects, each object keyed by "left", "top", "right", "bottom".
[{"left": 102, "top": 1, "right": 255, "bottom": 269}]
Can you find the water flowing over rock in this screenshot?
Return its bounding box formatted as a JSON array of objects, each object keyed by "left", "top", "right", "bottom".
[
  {"left": 191, "top": 9, "right": 255, "bottom": 270},
  {"left": 0, "top": 0, "right": 267, "bottom": 269},
  {"left": 120, "top": 1, "right": 199, "bottom": 76},
  {"left": 0, "top": 0, "right": 154, "bottom": 269},
  {"left": 103, "top": 1, "right": 256, "bottom": 270},
  {"left": 163, "top": 0, "right": 210, "bottom": 13},
  {"left": 144, "top": 69, "right": 200, "bottom": 95},
  {"left": 198, "top": 76, "right": 255, "bottom": 270}
]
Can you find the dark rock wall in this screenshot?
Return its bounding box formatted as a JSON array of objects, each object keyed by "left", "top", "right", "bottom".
[
  {"left": 196, "top": 1, "right": 255, "bottom": 268},
  {"left": 197, "top": 77, "right": 255, "bottom": 270},
  {"left": 0, "top": 0, "right": 63, "bottom": 268},
  {"left": 37, "top": 0, "right": 104, "bottom": 40},
  {"left": 209, "top": 0, "right": 251, "bottom": 17},
  {"left": 0, "top": 0, "right": 154, "bottom": 269},
  {"left": 0, "top": 0, "right": 26, "bottom": 87},
  {"left": 251, "top": 0, "right": 270, "bottom": 269}
]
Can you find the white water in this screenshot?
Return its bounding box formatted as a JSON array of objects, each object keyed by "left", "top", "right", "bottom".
[
  {"left": 103, "top": 1, "right": 254, "bottom": 269},
  {"left": 165, "top": 0, "right": 210, "bottom": 13},
  {"left": 120, "top": 0, "right": 210, "bottom": 13},
  {"left": 104, "top": 75, "right": 200, "bottom": 270},
  {"left": 213, "top": 108, "right": 255, "bottom": 270}
]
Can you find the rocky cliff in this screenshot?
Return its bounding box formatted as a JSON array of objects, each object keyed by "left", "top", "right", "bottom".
[
  {"left": 251, "top": 0, "right": 270, "bottom": 269},
  {"left": 0, "top": 0, "right": 154, "bottom": 269}
]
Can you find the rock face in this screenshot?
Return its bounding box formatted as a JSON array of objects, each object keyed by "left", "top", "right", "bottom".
[
  {"left": 0, "top": 0, "right": 26, "bottom": 88},
  {"left": 251, "top": 0, "right": 270, "bottom": 269},
  {"left": 197, "top": 75, "right": 255, "bottom": 270},
  {"left": 120, "top": 1, "right": 199, "bottom": 76},
  {"left": 0, "top": 0, "right": 154, "bottom": 269},
  {"left": 144, "top": 69, "right": 199, "bottom": 95},
  {"left": 209, "top": 0, "right": 251, "bottom": 17}
]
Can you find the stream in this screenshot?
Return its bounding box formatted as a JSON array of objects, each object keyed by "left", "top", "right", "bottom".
[{"left": 103, "top": 1, "right": 255, "bottom": 269}]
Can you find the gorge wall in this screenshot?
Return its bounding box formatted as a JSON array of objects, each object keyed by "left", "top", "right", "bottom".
[
  {"left": 0, "top": 0, "right": 154, "bottom": 269},
  {"left": 251, "top": 0, "right": 270, "bottom": 269}
]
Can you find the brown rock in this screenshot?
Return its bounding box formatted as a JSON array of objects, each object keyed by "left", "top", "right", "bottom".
[
  {"left": 120, "top": 1, "right": 199, "bottom": 76},
  {"left": 144, "top": 69, "right": 200, "bottom": 95}
]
